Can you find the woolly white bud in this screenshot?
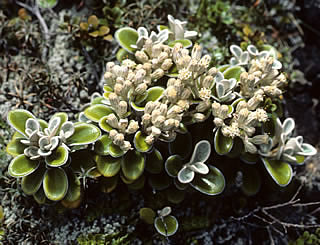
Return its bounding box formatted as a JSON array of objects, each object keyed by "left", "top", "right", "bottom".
[
  {"left": 135, "top": 51, "right": 149, "bottom": 63},
  {"left": 151, "top": 68, "right": 164, "bottom": 80}
]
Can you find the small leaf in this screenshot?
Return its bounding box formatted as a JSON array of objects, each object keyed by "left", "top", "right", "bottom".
[
  {"left": 127, "top": 175, "right": 146, "bottom": 190},
  {"left": 33, "top": 187, "right": 46, "bottom": 204},
  {"left": 115, "top": 27, "right": 139, "bottom": 53},
  {"left": 214, "top": 128, "right": 233, "bottom": 155},
  {"left": 154, "top": 215, "right": 179, "bottom": 237},
  {"left": 116, "top": 48, "right": 135, "bottom": 62},
  {"left": 145, "top": 149, "right": 163, "bottom": 174},
  {"left": 298, "top": 143, "right": 317, "bottom": 156},
  {"left": 177, "top": 166, "right": 195, "bottom": 184},
  {"left": 165, "top": 155, "right": 183, "bottom": 177},
  {"left": 88, "top": 15, "right": 99, "bottom": 28},
  {"left": 36, "top": 0, "right": 57, "bottom": 9},
  {"left": 168, "top": 39, "right": 192, "bottom": 48},
  {"left": 145, "top": 87, "right": 165, "bottom": 103},
  {"left": 51, "top": 112, "right": 68, "bottom": 133},
  {"left": 282, "top": 118, "right": 295, "bottom": 136},
  {"left": 189, "top": 162, "right": 209, "bottom": 175},
  {"left": 134, "top": 131, "right": 152, "bottom": 153},
  {"left": 262, "top": 158, "right": 293, "bottom": 187},
  {"left": 43, "top": 168, "right": 68, "bottom": 201},
  {"left": 8, "top": 154, "right": 39, "bottom": 177},
  {"left": 45, "top": 145, "right": 69, "bottom": 167},
  {"left": 62, "top": 172, "right": 82, "bottom": 208},
  {"left": 121, "top": 150, "right": 145, "bottom": 181},
  {"left": 21, "top": 165, "right": 45, "bottom": 195},
  {"left": 7, "top": 109, "right": 35, "bottom": 136},
  {"left": 191, "top": 165, "right": 225, "bottom": 195},
  {"left": 80, "top": 22, "right": 88, "bottom": 31},
  {"left": 98, "top": 116, "right": 113, "bottom": 133},
  {"left": 140, "top": 208, "right": 156, "bottom": 225},
  {"left": 223, "top": 66, "right": 245, "bottom": 81},
  {"left": 67, "top": 123, "right": 101, "bottom": 146},
  {"left": 218, "top": 64, "right": 230, "bottom": 73},
  {"left": 108, "top": 143, "right": 126, "bottom": 158},
  {"left": 130, "top": 101, "right": 145, "bottom": 112},
  {"left": 94, "top": 134, "right": 112, "bottom": 155},
  {"left": 84, "top": 104, "right": 113, "bottom": 122},
  {"left": 190, "top": 140, "right": 211, "bottom": 164},
  {"left": 99, "top": 26, "right": 110, "bottom": 36},
  {"left": 96, "top": 155, "right": 121, "bottom": 177},
  {"left": 89, "top": 31, "right": 99, "bottom": 37},
  {"left": 230, "top": 45, "right": 242, "bottom": 58}
]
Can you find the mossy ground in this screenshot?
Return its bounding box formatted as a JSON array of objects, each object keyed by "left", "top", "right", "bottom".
[{"left": 0, "top": 0, "right": 319, "bottom": 244}]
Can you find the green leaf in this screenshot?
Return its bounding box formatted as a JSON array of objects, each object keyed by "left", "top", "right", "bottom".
[
  {"left": 214, "top": 128, "right": 233, "bottom": 155},
  {"left": 43, "top": 168, "right": 68, "bottom": 201},
  {"left": 67, "top": 123, "right": 101, "bottom": 146},
  {"left": 21, "top": 165, "right": 45, "bottom": 195},
  {"left": 8, "top": 154, "right": 40, "bottom": 177},
  {"left": 189, "top": 140, "right": 211, "bottom": 164},
  {"left": 140, "top": 208, "right": 156, "bottom": 225},
  {"left": 94, "top": 134, "right": 112, "bottom": 155},
  {"left": 70, "top": 150, "right": 96, "bottom": 174},
  {"left": 166, "top": 187, "right": 185, "bottom": 204},
  {"left": 84, "top": 104, "right": 113, "bottom": 122},
  {"left": 262, "top": 158, "right": 293, "bottom": 187},
  {"left": 108, "top": 143, "right": 126, "bottom": 158},
  {"left": 36, "top": 0, "right": 57, "bottom": 9},
  {"left": 50, "top": 112, "right": 68, "bottom": 133},
  {"left": 169, "top": 132, "right": 192, "bottom": 160},
  {"left": 145, "top": 87, "right": 165, "bottom": 103},
  {"left": 96, "top": 155, "right": 121, "bottom": 177},
  {"left": 134, "top": 131, "right": 152, "bottom": 153},
  {"left": 130, "top": 101, "right": 145, "bottom": 112},
  {"left": 177, "top": 167, "right": 194, "bottom": 184},
  {"left": 116, "top": 48, "right": 135, "bottom": 62},
  {"left": 7, "top": 109, "right": 35, "bottom": 136},
  {"left": 121, "top": 150, "right": 145, "bottom": 181},
  {"left": 115, "top": 27, "right": 138, "bottom": 53},
  {"left": 165, "top": 155, "right": 183, "bottom": 177},
  {"left": 33, "top": 187, "right": 46, "bottom": 204},
  {"left": 127, "top": 175, "right": 146, "bottom": 190},
  {"left": 218, "top": 64, "right": 230, "bottom": 73},
  {"left": 154, "top": 215, "right": 179, "bottom": 237},
  {"left": 261, "top": 44, "right": 278, "bottom": 58},
  {"left": 100, "top": 175, "right": 118, "bottom": 193},
  {"left": 145, "top": 149, "right": 163, "bottom": 174},
  {"left": 241, "top": 165, "right": 261, "bottom": 196},
  {"left": 168, "top": 39, "right": 192, "bottom": 48},
  {"left": 223, "top": 66, "right": 245, "bottom": 80},
  {"left": 45, "top": 145, "right": 69, "bottom": 167},
  {"left": 6, "top": 137, "right": 26, "bottom": 157},
  {"left": 191, "top": 165, "right": 225, "bottom": 195},
  {"left": 98, "top": 116, "right": 114, "bottom": 133},
  {"left": 62, "top": 172, "right": 81, "bottom": 203}
]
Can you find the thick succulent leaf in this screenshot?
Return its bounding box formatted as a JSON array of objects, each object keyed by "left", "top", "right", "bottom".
[
  {"left": 189, "top": 140, "right": 211, "bottom": 164},
  {"left": 43, "top": 168, "right": 68, "bottom": 201},
  {"left": 230, "top": 45, "right": 242, "bottom": 58},
  {"left": 177, "top": 166, "right": 195, "bottom": 184},
  {"left": 130, "top": 101, "right": 145, "bottom": 112},
  {"left": 120, "top": 172, "right": 135, "bottom": 184},
  {"left": 50, "top": 112, "right": 68, "bottom": 133},
  {"left": 127, "top": 175, "right": 146, "bottom": 190},
  {"left": 174, "top": 178, "right": 188, "bottom": 190},
  {"left": 168, "top": 39, "right": 192, "bottom": 48},
  {"left": 135, "top": 92, "right": 148, "bottom": 104},
  {"left": 6, "top": 137, "right": 27, "bottom": 157},
  {"left": 115, "top": 27, "right": 138, "bottom": 53},
  {"left": 84, "top": 104, "right": 113, "bottom": 122},
  {"left": 62, "top": 172, "right": 81, "bottom": 207},
  {"left": 7, "top": 109, "right": 35, "bottom": 136},
  {"left": 241, "top": 165, "right": 261, "bottom": 196},
  {"left": 189, "top": 162, "right": 209, "bottom": 175},
  {"left": 262, "top": 158, "right": 293, "bottom": 187},
  {"left": 169, "top": 132, "right": 192, "bottom": 160},
  {"left": 223, "top": 66, "right": 245, "bottom": 81},
  {"left": 108, "top": 143, "right": 126, "bottom": 158},
  {"left": 67, "top": 123, "right": 101, "bottom": 146},
  {"left": 261, "top": 44, "right": 278, "bottom": 58},
  {"left": 298, "top": 143, "right": 317, "bottom": 156},
  {"left": 45, "top": 145, "right": 69, "bottom": 167},
  {"left": 216, "top": 83, "right": 225, "bottom": 98},
  {"left": 165, "top": 155, "right": 183, "bottom": 177},
  {"left": 94, "top": 134, "right": 112, "bottom": 155},
  {"left": 191, "top": 165, "right": 225, "bottom": 195},
  {"left": 134, "top": 131, "right": 152, "bottom": 153},
  {"left": 145, "top": 86, "right": 165, "bottom": 103},
  {"left": 140, "top": 208, "right": 156, "bottom": 225},
  {"left": 48, "top": 117, "right": 61, "bottom": 136},
  {"left": 247, "top": 45, "right": 258, "bottom": 55},
  {"left": 145, "top": 149, "right": 163, "bottom": 174},
  {"left": 121, "top": 150, "right": 145, "bottom": 181},
  {"left": 154, "top": 216, "right": 179, "bottom": 237},
  {"left": 116, "top": 48, "right": 135, "bottom": 62},
  {"left": 282, "top": 118, "right": 295, "bottom": 136},
  {"left": 21, "top": 165, "right": 45, "bottom": 195},
  {"left": 33, "top": 187, "right": 46, "bottom": 204},
  {"left": 218, "top": 64, "right": 230, "bottom": 73},
  {"left": 166, "top": 187, "right": 185, "bottom": 204},
  {"left": 70, "top": 150, "right": 96, "bottom": 174},
  {"left": 214, "top": 128, "right": 233, "bottom": 155},
  {"left": 98, "top": 116, "right": 113, "bottom": 133},
  {"left": 148, "top": 172, "right": 171, "bottom": 190},
  {"left": 8, "top": 154, "right": 39, "bottom": 177},
  {"left": 96, "top": 155, "right": 121, "bottom": 177},
  {"left": 100, "top": 175, "right": 118, "bottom": 193}
]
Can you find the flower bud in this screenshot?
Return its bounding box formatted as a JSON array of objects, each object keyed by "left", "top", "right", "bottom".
[
  {"left": 151, "top": 126, "right": 161, "bottom": 137},
  {"left": 109, "top": 129, "right": 118, "bottom": 139},
  {"left": 114, "top": 133, "right": 124, "bottom": 146},
  {"left": 214, "top": 118, "right": 224, "bottom": 127},
  {"left": 153, "top": 115, "right": 166, "bottom": 128},
  {"left": 142, "top": 113, "right": 151, "bottom": 126},
  {"left": 202, "top": 75, "right": 214, "bottom": 88},
  {"left": 145, "top": 135, "right": 154, "bottom": 145},
  {"left": 107, "top": 114, "right": 119, "bottom": 128},
  {"left": 126, "top": 120, "right": 139, "bottom": 134},
  {"left": 161, "top": 58, "right": 173, "bottom": 70},
  {"left": 106, "top": 62, "right": 115, "bottom": 72},
  {"left": 118, "top": 101, "right": 128, "bottom": 116},
  {"left": 208, "top": 67, "right": 218, "bottom": 77},
  {"left": 193, "top": 113, "right": 206, "bottom": 122},
  {"left": 135, "top": 83, "right": 148, "bottom": 94},
  {"left": 191, "top": 44, "right": 202, "bottom": 60},
  {"left": 135, "top": 51, "right": 149, "bottom": 63},
  {"left": 151, "top": 68, "right": 164, "bottom": 80},
  {"left": 120, "top": 141, "right": 132, "bottom": 151},
  {"left": 145, "top": 101, "right": 155, "bottom": 114}
]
